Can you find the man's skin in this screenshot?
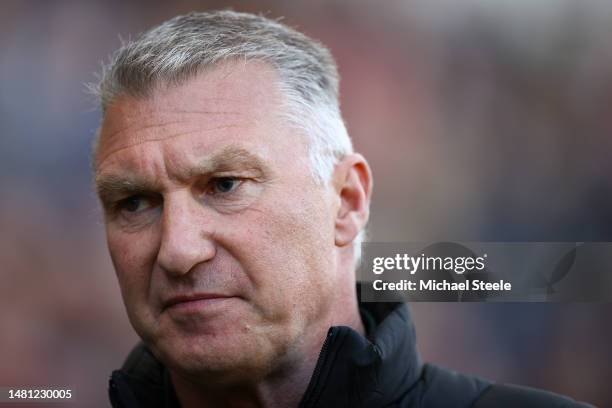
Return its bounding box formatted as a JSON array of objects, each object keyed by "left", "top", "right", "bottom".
[{"left": 95, "top": 60, "right": 372, "bottom": 408}]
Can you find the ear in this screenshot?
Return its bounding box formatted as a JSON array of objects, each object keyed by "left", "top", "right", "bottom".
[{"left": 332, "top": 153, "right": 373, "bottom": 247}]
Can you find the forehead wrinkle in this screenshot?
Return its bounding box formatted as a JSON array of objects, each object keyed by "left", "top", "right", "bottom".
[
  {"left": 96, "top": 124, "right": 244, "bottom": 169},
  {"left": 98, "top": 103, "right": 244, "bottom": 160},
  {"left": 173, "top": 108, "right": 242, "bottom": 115},
  {"left": 105, "top": 109, "right": 243, "bottom": 141},
  {"left": 103, "top": 119, "right": 186, "bottom": 144}
]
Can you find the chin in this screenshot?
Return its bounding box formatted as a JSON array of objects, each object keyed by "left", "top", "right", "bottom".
[{"left": 152, "top": 330, "right": 280, "bottom": 385}]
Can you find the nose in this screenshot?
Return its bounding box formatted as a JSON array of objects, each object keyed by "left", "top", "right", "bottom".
[{"left": 156, "top": 191, "right": 216, "bottom": 277}]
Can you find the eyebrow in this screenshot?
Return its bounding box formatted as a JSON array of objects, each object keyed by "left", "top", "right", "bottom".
[
  {"left": 95, "top": 146, "right": 271, "bottom": 208},
  {"left": 188, "top": 146, "right": 270, "bottom": 177},
  {"left": 95, "top": 176, "right": 159, "bottom": 210}
]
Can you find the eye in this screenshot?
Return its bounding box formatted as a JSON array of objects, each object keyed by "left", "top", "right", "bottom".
[
  {"left": 210, "top": 177, "right": 241, "bottom": 194},
  {"left": 117, "top": 195, "right": 152, "bottom": 213}
]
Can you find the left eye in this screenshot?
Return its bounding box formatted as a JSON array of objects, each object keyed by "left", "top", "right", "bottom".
[{"left": 211, "top": 177, "right": 240, "bottom": 194}]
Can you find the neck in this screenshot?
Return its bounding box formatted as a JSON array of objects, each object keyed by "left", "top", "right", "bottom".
[{"left": 171, "top": 369, "right": 309, "bottom": 408}]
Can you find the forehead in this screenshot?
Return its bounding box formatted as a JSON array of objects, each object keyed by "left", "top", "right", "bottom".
[{"left": 95, "top": 61, "right": 292, "bottom": 171}]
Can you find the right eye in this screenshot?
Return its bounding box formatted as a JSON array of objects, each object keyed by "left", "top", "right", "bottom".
[{"left": 116, "top": 195, "right": 155, "bottom": 215}]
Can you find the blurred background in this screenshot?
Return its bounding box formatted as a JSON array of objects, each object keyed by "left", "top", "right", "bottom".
[{"left": 1, "top": 0, "right": 612, "bottom": 406}]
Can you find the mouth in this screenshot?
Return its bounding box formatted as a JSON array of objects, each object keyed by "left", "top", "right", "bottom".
[{"left": 163, "top": 293, "right": 236, "bottom": 312}]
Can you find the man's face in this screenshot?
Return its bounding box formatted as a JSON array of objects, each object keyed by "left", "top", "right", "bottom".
[{"left": 95, "top": 62, "right": 340, "bottom": 382}]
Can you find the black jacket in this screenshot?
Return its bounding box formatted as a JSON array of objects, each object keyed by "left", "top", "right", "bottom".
[{"left": 109, "top": 302, "right": 594, "bottom": 407}]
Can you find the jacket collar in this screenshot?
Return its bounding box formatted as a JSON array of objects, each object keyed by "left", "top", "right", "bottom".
[{"left": 299, "top": 301, "right": 423, "bottom": 407}]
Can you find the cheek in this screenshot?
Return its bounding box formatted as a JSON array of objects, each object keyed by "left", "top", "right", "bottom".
[
  {"left": 106, "top": 226, "right": 158, "bottom": 305},
  {"left": 227, "top": 192, "right": 336, "bottom": 317}
]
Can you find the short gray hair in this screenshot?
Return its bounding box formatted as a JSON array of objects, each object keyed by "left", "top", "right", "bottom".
[{"left": 91, "top": 10, "right": 364, "bottom": 259}]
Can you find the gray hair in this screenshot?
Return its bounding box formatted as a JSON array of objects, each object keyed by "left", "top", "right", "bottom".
[{"left": 91, "top": 10, "right": 364, "bottom": 260}]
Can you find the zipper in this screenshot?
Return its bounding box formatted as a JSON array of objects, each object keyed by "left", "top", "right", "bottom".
[
  {"left": 109, "top": 377, "right": 120, "bottom": 407},
  {"left": 300, "top": 327, "right": 337, "bottom": 408}
]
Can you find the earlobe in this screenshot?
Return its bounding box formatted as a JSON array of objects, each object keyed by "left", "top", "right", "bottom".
[{"left": 333, "top": 154, "right": 373, "bottom": 247}]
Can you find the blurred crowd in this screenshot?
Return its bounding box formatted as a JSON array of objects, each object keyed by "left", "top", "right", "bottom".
[{"left": 1, "top": 0, "right": 611, "bottom": 406}]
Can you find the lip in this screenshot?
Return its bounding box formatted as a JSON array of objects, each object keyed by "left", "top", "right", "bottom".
[{"left": 163, "top": 293, "right": 235, "bottom": 311}]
